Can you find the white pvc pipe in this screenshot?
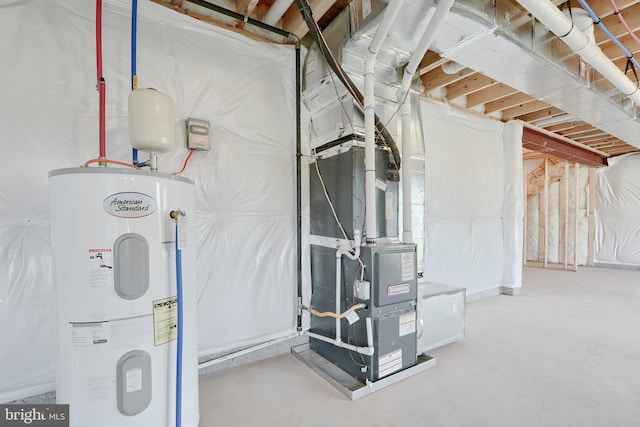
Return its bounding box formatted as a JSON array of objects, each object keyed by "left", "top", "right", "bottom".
[
  {"left": 400, "top": 100, "right": 413, "bottom": 243},
  {"left": 307, "top": 330, "right": 375, "bottom": 356},
  {"left": 365, "top": 0, "right": 405, "bottom": 243},
  {"left": 197, "top": 333, "right": 297, "bottom": 370},
  {"left": 335, "top": 250, "right": 341, "bottom": 343},
  {"left": 262, "top": 0, "right": 294, "bottom": 26},
  {"left": 402, "top": 0, "right": 456, "bottom": 94},
  {"left": 398, "top": 0, "right": 455, "bottom": 244},
  {"left": 516, "top": 0, "right": 640, "bottom": 104}
]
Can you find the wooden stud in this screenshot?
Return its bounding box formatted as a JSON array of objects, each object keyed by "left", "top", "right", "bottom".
[
  {"left": 588, "top": 167, "right": 597, "bottom": 267},
  {"left": 574, "top": 163, "right": 580, "bottom": 271},
  {"left": 560, "top": 162, "right": 569, "bottom": 269},
  {"left": 543, "top": 158, "right": 549, "bottom": 267},
  {"left": 523, "top": 160, "right": 528, "bottom": 266}
]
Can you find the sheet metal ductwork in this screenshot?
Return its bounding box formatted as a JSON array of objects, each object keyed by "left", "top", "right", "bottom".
[{"left": 305, "top": 0, "right": 640, "bottom": 150}]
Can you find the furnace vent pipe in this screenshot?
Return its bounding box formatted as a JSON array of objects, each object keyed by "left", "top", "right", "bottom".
[
  {"left": 365, "top": 0, "right": 405, "bottom": 242},
  {"left": 516, "top": 0, "right": 640, "bottom": 104},
  {"left": 398, "top": 0, "right": 455, "bottom": 244}
]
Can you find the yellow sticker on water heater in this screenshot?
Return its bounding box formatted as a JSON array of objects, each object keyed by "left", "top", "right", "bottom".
[{"left": 153, "top": 296, "right": 177, "bottom": 346}]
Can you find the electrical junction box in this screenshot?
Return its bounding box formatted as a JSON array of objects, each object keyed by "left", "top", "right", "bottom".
[{"left": 186, "top": 118, "right": 210, "bottom": 151}]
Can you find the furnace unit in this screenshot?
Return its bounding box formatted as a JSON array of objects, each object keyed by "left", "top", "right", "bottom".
[{"left": 307, "top": 139, "right": 422, "bottom": 385}]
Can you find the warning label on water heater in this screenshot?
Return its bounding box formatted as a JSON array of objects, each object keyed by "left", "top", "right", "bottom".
[
  {"left": 89, "top": 248, "right": 113, "bottom": 289},
  {"left": 70, "top": 321, "right": 110, "bottom": 346},
  {"left": 153, "top": 296, "right": 177, "bottom": 346}
]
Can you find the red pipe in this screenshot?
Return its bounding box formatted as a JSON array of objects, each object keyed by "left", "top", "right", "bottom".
[{"left": 96, "top": 0, "right": 106, "bottom": 159}]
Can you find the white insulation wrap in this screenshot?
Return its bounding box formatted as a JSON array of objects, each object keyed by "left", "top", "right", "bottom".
[
  {"left": 0, "top": 0, "right": 297, "bottom": 401},
  {"left": 420, "top": 99, "right": 523, "bottom": 296},
  {"left": 595, "top": 153, "right": 640, "bottom": 266}
]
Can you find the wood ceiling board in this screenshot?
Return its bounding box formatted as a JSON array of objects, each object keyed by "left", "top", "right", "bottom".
[
  {"left": 283, "top": 0, "right": 337, "bottom": 38},
  {"left": 518, "top": 107, "right": 566, "bottom": 123},
  {"left": 607, "top": 146, "right": 640, "bottom": 155},
  {"left": 152, "top": 0, "right": 280, "bottom": 43},
  {"left": 445, "top": 73, "right": 496, "bottom": 100},
  {"left": 420, "top": 66, "right": 475, "bottom": 92},
  {"left": 316, "top": 0, "right": 349, "bottom": 29},
  {"left": 484, "top": 92, "right": 535, "bottom": 114},
  {"left": 570, "top": 128, "right": 609, "bottom": 137},
  {"left": 557, "top": 124, "right": 598, "bottom": 136},
  {"left": 502, "top": 100, "right": 551, "bottom": 121},
  {"left": 419, "top": 51, "right": 447, "bottom": 75},
  {"left": 522, "top": 126, "right": 608, "bottom": 167},
  {"left": 595, "top": 4, "right": 640, "bottom": 44},
  {"left": 588, "top": 138, "right": 620, "bottom": 148},
  {"left": 599, "top": 33, "right": 640, "bottom": 62},
  {"left": 466, "top": 83, "right": 519, "bottom": 107},
  {"left": 585, "top": 0, "right": 639, "bottom": 18},
  {"left": 544, "top": 121, "right": 590, "bottom": 133},
  {"left": 573, "top": 132, "right": 611, "bottom": 142}
]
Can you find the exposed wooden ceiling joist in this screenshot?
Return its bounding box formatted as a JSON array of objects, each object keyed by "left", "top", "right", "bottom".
[
  {"left": 282, "top": 0, "right": 336, "bottom": 38},
  {"left": 420, "top": 66, "right": 475, "bottom": 92},
  {"left": 466, "top": 84, "right": 519, "bottom": 107},
  {"left": 445, "top": 73, "right": 496, "bottom": 100}
]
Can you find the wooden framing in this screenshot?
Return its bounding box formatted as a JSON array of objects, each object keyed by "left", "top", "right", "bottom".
[
  {"left": 150, "top": 0, "right": 287, "bottom": 44},
  {"left": 559, "top": 162, "right": 569, "bottom": 269},
  {"left": 523, "top": 162, "right": 528, "bottom": 266},
  {"left": 541, "top": 158, "right": 549, "bottom": 267},
  {"left": 587, "top": 167, "right": 597, "bottom": 266},
  {"left": 524, "top": 157, "right": 589, "bottom": 272},
  {"left": 574, "top": 163, "right": 580, "bottom": 271}
]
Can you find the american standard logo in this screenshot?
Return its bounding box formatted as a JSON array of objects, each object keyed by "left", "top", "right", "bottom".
[
  {"left": 103, "top": 192, "right": 157, "bottom": 218},
  {"left": 1, "top": 405, "right": 68, "bottom": 426}
]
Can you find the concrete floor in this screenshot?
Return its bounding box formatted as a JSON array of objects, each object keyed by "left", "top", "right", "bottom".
[{"left": 198, "top": 267, "right": 640, "bottom": 426}]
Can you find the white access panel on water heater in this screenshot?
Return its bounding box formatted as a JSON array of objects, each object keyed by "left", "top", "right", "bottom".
[{"left": 49, "top": 167, "right": 199, "bottom": 427}]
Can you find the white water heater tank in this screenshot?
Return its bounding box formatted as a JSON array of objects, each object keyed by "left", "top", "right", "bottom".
[
  {"left": 128, "top": 88, "right": 176, "bottom": 153},
  {"left": 49, "top": 168, "right": 199, "bottom": 427}
]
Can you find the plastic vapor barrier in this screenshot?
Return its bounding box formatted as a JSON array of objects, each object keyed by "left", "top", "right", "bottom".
[
  {"left": 420, "top": 99, "right": 523, "bottom": 296},
  {"left": 0, "top": 0, "right": 297, "bottom": 401},
  {"left": 595, "top": 153, "right": 640, "bottom": 266}
]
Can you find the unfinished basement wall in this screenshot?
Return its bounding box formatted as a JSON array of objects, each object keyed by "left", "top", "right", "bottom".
[
  {"left": 421, "top": 98, "right": 524, "bottom": 298},
  {"left": 525, "top": 160, "right": 591, "bottom": 267},
  {"left": 595, "top": 152, "right": 640, "bottom": 267},
  {"left": 0, "top": 0, "right": 297, "bottom": 402}
]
